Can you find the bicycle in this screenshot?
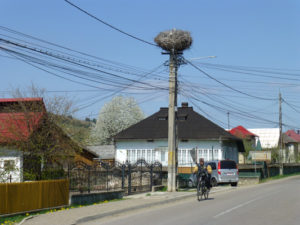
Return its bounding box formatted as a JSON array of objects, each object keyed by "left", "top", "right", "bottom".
[{"left": 197, "top": 174, "right": 209, "bottom": 201}]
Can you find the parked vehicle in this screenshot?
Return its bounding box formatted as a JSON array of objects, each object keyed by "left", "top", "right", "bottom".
[{"left": 188, "top": 160, "right": 239, "bottom": 187}]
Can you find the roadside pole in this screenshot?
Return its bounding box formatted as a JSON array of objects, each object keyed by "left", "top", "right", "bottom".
[
  {"left": 167, "top": 52, "right": 177, "bottom": 192},
  {"left": 279, "top": 91, "right": 283, "bottom": 175},
  {"left": 154, "top": 29, "right": 192, "bottom": 192}
]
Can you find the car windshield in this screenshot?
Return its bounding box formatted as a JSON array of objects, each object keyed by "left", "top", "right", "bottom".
[{"left": 220, "top": 160, "right": 236, "bottom": 169}]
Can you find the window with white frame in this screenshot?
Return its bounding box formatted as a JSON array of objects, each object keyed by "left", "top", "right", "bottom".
[
  {"left": 147, "top": 150, "right": 151, "bottom": 162},
  {"left": 132, "top": 150, "right": 136, "bottom": 162},
  {"left": 142, "top": 150, "right": 146, "bottom": 159},
  {"left": 152, "top": 150, "right": 156, "bottom": 162},
  {"left": 187, "top": 150, "right": 192, "bottom": 163},
  {"left": 182, "top": 150, "right": 186, "bottom": 165},
  {"left": 214, "top": 149, "right": 219, "bottom": 160},
  {"left": 161, "top": 150, "right": 165, "bottom": 162},
  {"left": 208, "top": 149, "right": 211, "bottom": 161},
  {"left": 127, "top": 150, "right": 131, "bottom": 162},
  {"left": 137, "top": 151, "right": 141, "bottom": 160},
  {"left": 203, "top": 150, "right": 208, "bottom": 160},
  {"left": 197, "top": 149, "right": 202, "bottom": 161},
  {"left": 178, "top": 150, "right": 182, "bottom": 165}
]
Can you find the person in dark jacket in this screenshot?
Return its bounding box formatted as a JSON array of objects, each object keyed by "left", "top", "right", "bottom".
[{"left": 193, "top": 158, "right": 212, "bottom": 189}]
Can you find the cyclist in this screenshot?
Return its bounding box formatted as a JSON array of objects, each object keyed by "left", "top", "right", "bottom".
[{"left": 193, "top": 158, "right": 212, "bottom": 189}]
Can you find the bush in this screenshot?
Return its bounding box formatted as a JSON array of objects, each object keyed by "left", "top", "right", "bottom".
[
  {"left": 23, "top": 171, "right": 37, "bottom": 181},
  {"left": 41, "top": 168, "right": 66, "bottom": 180}
]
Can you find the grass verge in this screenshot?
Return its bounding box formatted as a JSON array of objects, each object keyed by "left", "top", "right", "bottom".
[{"left": 260, "top": 172, "right": 300, "bottom": 184}]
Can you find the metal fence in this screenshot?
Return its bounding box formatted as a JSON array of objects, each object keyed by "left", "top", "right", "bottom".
[{"left": 68, "top": 159, "right": 162, "bottom": 195}]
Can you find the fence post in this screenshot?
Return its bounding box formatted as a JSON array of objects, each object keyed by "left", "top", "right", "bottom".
[
  {"left": 161, "top": 163, "right": 163, "bottom": 185},
  {"left": 150, "top": 165, "right": 153, "bottom": 192},
  {"left": 140, "top": 160, "right": 143, "bottom": 192},
  {"left": 88, "top": 166, "right": 91, "bottom": 193},
  {"left": 128, "top": 163, "right": 131, "bottom": 195},
  {"left": 121, "top": 164, "right": 125, "bottom": 190}
]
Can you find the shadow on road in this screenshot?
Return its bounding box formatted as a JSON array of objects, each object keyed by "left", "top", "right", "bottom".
[{"left": 197, "top": 197, "right": 215, "bottom": 201}]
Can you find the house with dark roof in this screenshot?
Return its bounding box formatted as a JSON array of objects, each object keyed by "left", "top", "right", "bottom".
[
  {"left": 0, "top": 98, "right": 97, "bottom": 182},
  {"left": 114, "top": 103, "right": 244, "bottom": 169}
]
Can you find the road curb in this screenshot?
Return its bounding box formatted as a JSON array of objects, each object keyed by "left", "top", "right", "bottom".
[
  {"left": 18, "top": 215, "right": 34, "bottom": 225},
  {"left": 76, "top": 187, "right": 234, "bottom": 224},
  {"left": 76, "top": 193, "right": 196, "bottom": 224}
]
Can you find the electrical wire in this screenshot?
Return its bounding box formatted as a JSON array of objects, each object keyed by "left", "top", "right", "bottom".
[
  {"left": 283, "top": 99, "right": 300, "bottom": 114},
  {"left": 184, "top": 58, "right": 277, "bottom": 101},
  {"left": 64, "top": 0, "right": 157, "bottom": 47}
]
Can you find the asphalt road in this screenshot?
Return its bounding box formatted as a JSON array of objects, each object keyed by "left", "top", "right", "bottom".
[{"left": 85, "top": 176, "right": 300, "bottom": 225}]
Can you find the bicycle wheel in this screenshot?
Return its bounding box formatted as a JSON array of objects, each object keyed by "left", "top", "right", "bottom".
[
  {"left": 204, "top": 187, "right": 209, "bottom": 199},
  {"left": 197, "top": 179, "right": 201, "bottom": 201},
  {"left": 201, "top": 181, "right": 206, "bottom": 200}
]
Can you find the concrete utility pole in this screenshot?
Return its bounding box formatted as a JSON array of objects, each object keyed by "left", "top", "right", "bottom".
[
  {"left": 279, "top": 92, "right": 283, "bottom": 150},
  {"left": 154, "top": 29, "right": 192, "bottom": 192},
  {"left": 167, "top": 52, "right": 177, "bottom": 192},
  {"left": 279, "top": 91, "right": 283, "bottom": 174},
  {"left": 227, "top": 112, "right": 230, "bottom": 130}
]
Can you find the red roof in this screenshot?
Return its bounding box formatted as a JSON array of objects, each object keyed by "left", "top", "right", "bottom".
[
  {"left": 229, "top": 125, "right": 257, "bottom": 139},
  {"left": 0, "top": 98, "right": 43, "bottom": 103},
  {"left": 0, "top": 98, "right": 46, "bottom": 143},
  {"left": 285, "top": 130, "right": 300, "bottom": 142}
]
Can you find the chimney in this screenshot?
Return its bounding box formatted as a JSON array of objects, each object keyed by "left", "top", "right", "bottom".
[{"left": 181, "top": 102, "right": 188, "bottom": 108}]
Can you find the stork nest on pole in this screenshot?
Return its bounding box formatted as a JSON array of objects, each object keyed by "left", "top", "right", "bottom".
[{"left": 154, "top": 29, "right": 192, "bottom": 52}]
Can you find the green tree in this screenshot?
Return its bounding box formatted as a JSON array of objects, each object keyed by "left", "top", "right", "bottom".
[{"left": 242, "top": 139, "right": 255, "bottom": 158}]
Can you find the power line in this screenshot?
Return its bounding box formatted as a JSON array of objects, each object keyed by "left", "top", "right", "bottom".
[
  {"left": 283, "top": 99, "right": 300, "bottom": 114},
  {"left": 2, "top": 48, "right": 112, "bottom": 90},
  {"left": 64, "top": 0, "right": 157, "bottom": 47},
  {"left": 0, "top": 39, "right": 168, "bottom": 91},
  {"left": 0, "top": 26, "right": 167, "bottom": 81},
  {"left": 198, "top": 62, "right": 300, "bottom": 75},
  {"left": 197, "top": 63, "right": 300, "bottom": 82},
  {"left": 184, "top": 58, "right": 277, "bottom": 101}
]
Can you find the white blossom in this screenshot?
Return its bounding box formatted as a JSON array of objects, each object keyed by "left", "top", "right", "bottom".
[{"left": 91, "top": 96, "right": 144, "bottom": 144}]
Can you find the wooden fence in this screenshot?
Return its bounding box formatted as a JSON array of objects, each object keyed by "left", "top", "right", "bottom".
[{"left": 0, "top": 179, "right": 69, "bottom": 215}]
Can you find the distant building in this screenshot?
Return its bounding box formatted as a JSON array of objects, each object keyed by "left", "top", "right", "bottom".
[
  {"left": 86, "top": 145, "right": 115, "bottom": 165},
  {"left": 283, "top": 130, "right": 300, "bottom": 163},
  {"left": 229, "top": 125, "right": 261, "bottom": 164},
  {"left": 247, "top": 128, "right": 280, "bottom": 149},
  {"left": 229, "top": 125, "right": 260, "bottom": 148},
  {"left": 244, "top": 128, "right": 300, "bottom": 163},
  {"left": 114, "top": 103, "right": 244, "bottom": 172}
]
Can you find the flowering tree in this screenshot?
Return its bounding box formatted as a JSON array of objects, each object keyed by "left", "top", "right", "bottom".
[{"left": 91, "top": 96, "right": 144, "bottom": 144}]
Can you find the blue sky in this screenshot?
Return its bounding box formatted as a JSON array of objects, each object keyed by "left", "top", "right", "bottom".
[{"left": 1, "top": 0, "right": 300, "bottom": 130}]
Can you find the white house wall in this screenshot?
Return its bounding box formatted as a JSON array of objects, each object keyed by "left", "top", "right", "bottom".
[{"left": 115, "top": 139, "right": 238, "bottom": 166}]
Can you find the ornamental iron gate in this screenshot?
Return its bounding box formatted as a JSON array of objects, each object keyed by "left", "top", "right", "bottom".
[{"left": 68, "top": 159, "right": 162, "bottom": 195}]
